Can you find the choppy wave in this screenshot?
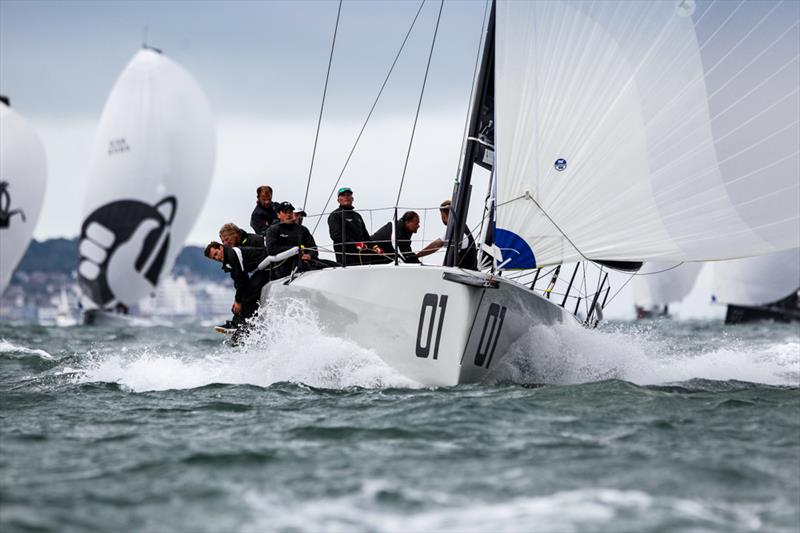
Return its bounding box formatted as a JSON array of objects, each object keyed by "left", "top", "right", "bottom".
[
  {"left": 73, "top": 298, "right": 418, "bottom": 392},
  {"left": 0, "top": 339, "right": 54, "bottom": 360}
]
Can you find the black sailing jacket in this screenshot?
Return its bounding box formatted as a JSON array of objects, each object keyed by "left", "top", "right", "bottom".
[
  {"left": 327, "top": 206, "right": 371, "bottom": 265},
  {"left": 250, "top": 202, "right": 279, "bottom": 236},
  {"left": 265, "top": 222, "right": 319, "bottom": 279},
  {"left": 238, "top": 228, "right": 266, "bottom": 248},
  {"left": 370, "top": 220, "right": 420, "bottom": 264},
  {"left": 222, "top": 246, "right": 268, "bottom": 304}
]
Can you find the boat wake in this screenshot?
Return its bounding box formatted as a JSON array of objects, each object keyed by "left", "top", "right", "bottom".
[
  {"left": 492, "top": 320, "right": 800, "bottom": 387},
  {"left": 34, "top": 297, "right": 798, "bottom": 392},
  {"left": 72, "top": 297, "right": 419, "bottom": 393}
]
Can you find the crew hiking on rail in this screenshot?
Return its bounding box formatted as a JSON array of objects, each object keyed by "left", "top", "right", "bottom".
[{"left": 204, "top": 183, "right": 479, "bottom": 334}]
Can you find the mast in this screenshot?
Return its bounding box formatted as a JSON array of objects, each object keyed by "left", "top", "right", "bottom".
[{"left": 445, "top": 1, "right": 495, "bottom": 267}]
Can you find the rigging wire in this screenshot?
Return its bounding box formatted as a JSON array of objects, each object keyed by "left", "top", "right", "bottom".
[
  {"left": 302, "top": 0, "right": 343, "bottom": 211},
  {"left": 311, "top": 0, "right": 427, "bottom": 235},
  {"left": 394, "top": 0, "right": 445, "bottom": 208}
]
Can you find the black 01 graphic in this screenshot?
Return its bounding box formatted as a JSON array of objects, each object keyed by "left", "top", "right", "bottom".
[
  {"left": 474, "top": 303, "right": 507, "bottom": 369},
  {"left": 416, "top": 293, "right": 448, "bottom": 359}
]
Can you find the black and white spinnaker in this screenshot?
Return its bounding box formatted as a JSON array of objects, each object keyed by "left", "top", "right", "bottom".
[
  {"left": 0, "top": 97, "right": 47, "bottom": 296},
  {"left": 77, "top": 48, "right": 215, "bottom": 318}
]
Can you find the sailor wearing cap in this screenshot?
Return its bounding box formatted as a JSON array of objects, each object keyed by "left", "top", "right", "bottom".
[
  {"left": 264, "top": 201, "right": 319, "bottom": 279},
  {"left": 293, "top": 208, "right": 307, "bottom": 226},
  {"left": 327, "top": 187, "right": 372, "bottom": 266}
]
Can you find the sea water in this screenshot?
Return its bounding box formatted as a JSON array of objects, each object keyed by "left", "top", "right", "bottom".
[{"left": 1, "top": 302, "right": 798, "bottom": 532}]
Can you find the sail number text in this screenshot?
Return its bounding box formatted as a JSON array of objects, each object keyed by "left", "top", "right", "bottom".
[
  {"left": 416, "top": 293, "right": 448, "bottom": 359},
  {"left": 474, "top": 303, "right": 507, "bottom": 369}
]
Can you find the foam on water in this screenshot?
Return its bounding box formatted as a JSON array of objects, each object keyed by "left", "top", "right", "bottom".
[
  {"left": 239, "top": 486, "right": 763, "bottom": 532},
  {"left": 0, "top": 339, "right": 54, "bottom": 360},
  {"left": 494, "top": 321, "right": 800, "bottom": 387},
  {"left": 74, "top": 298, "right": 418, "bottom": 392}
]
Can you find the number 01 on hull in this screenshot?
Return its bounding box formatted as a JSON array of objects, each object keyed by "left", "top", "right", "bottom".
[{"left": 261, "top": 265, "right": 572, "bottom": 386}]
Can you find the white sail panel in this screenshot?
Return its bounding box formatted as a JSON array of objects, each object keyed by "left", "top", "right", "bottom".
[
  {"left": 714, "top": 248, "right": 800, "bottom": 306},
  {"left": 633, "top": 262, "right": 703, "bottom": 308},
  {"left": 0, "top": 101, "right": 47, "bottom": 295},
  {"left": 494, "top": 0, "right": 799, "bottom": 268},
  {"left": 78, "top": 49, "right": 216, "bottom": 309}
]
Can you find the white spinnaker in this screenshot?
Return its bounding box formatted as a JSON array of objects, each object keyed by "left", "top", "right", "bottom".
[
  {"left": 0, "top": 101, "right": 47, "bottom": 295},
  {"left": 77, "top": 49, "right": 215, "bottom": 309},
  {"left": 633, "top": 262, "right": 703, "bottom": 308},
  {"left": 494, "top": 0, "right": 800, "bottom": 268},
  {"left": 714, "top": 248, "right": 800, "bottom": 306}
]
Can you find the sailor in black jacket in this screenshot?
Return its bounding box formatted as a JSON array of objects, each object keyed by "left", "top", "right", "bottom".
[
  {"left": 369, "top": 210, "right": 421, "bottom": 264},
  {"left": 327, "top": 187, "right": 371, "bottom": 265},
  {"left": 219, "top": 222, "right": 266, "bottom": 248},
  {"left": 265, "top": 202, "right": 319, "bottom": 279},
  {"left": 250, "top": 185, "right": 279, "bottom": 235},
  {"left": 204, "top": 241, "right": 268, "bottom": 324}
]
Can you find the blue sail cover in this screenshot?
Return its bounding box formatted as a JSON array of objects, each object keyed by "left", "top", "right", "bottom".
[{"left": 494, "top": 227, "right": 536, "bottom": 269}]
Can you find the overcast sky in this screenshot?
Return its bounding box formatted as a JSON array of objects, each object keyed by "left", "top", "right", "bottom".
[{"left": 1, "top": 0, "right": 488, "bottom": 242}]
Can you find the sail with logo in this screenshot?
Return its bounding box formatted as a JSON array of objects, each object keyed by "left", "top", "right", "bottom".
[
  {"left": 0, "top": 97, "right": 47, "bottom": 296},
  {"left": 77, "top": 47, "right": 215, "bottom": 314},
  {"left": 633, "top": 263, "right": 703, "bottom": 319},
  {"left": 714, "top": 248, "right": 800, "bottom": 324},
  {"left": 490, "top": 0, "right": 799, "bottom": 269}
]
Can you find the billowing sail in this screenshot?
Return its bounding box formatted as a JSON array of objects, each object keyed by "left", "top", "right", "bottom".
[
  {"left": 493, "top": 0, "right": 799, "bottom": 268},
  {"left": 0, "top": 99, "right": 47, "bottom": 295},
  {"left": 633, "top": 262, "right": 703, "bottom": 309},
  {"left": 78, "top": 49, "right": 215, "bottom": 309},
  {"left": 714, "top": 248, "right": 800, "bottom": 306}
]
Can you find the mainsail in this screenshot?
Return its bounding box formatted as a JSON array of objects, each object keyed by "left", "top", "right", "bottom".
[
  {"left": 77, "top": 48, "right": 215, "bottom": 309},
  {"left": 714, "top": 248, "right": 800, "bottom": 306},
  {"left": 0, "top": 98, "right": 47, "bottom": 295},
  {"left": 492, "top": 0, "right": 799, "bottom": 268},
  {"left": 633, "top": 262, "right": 703, "bottom": 309}
]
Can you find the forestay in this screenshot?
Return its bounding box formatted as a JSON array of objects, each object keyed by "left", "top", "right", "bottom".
[
  {"left": 77, "top": 49, "right": 215, "bottom": 309},
  {"left": 714, "top": 248, "right": 800, "bottom": 306},
  {"left": 0, "top": 101, "right": 47, "bottom": 295},
  {"left": 493, "top": 0, "right": 799, "bottom": 268},
  {"left": 633, "top": 262, "right": 703, "bottom": 308}
]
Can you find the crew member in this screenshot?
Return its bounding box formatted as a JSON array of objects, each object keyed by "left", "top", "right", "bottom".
[
  {"left": 204, "top": 241, "right": 268, "bottom": 327},
  {"left": 250, "top": 185, "right": 278, "bottom": 235},
  {"left": 417, "top": 199, "right": 478, "bottom": 270},
  {"left": 265, "top": 202, "right": 319, "bottom": 279},
  {"left": 219, "top": 222, "right": 266, "bottom": 248},
  {"left": 369, "top": 210, "right": 421, "bottom": 264},
  {"left": 327, "top": 187, "right": 372, "bottom": 266},
  {"left": 293, "top": 208, "right": 307, "bottom": 226}
]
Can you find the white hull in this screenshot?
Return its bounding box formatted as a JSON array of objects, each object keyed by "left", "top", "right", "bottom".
[{"left": 260, "top": 265, "right": 574, "bottom": 386}]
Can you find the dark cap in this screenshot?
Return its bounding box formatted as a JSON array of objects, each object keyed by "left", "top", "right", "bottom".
[
  {"left": 276, "top": 201, "right": 295, "bottom": 212},
  {"left": 337, "top": 187, "right": 353, "bottom": 196}
]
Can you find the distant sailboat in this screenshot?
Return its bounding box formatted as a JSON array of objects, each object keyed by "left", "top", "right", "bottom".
[
  {"left": 260, "top": 0, "right": 798, "bottom": 385},
  {"left": 633, "top": 263, "right": 703, "bottom": 319},
  {"left": 714, "top": 249, "right": 800, "bottom": 324},
  {"left": 77, "top": 47, "right": 216, "bottom": 323},
  {"left": 0, "top": 97, "right": 47, "bottom": 296}
]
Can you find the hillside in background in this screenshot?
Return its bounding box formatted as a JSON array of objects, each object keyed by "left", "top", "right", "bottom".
[{"left": 12, "top": 238, "right": 226, "bottom": 282}]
